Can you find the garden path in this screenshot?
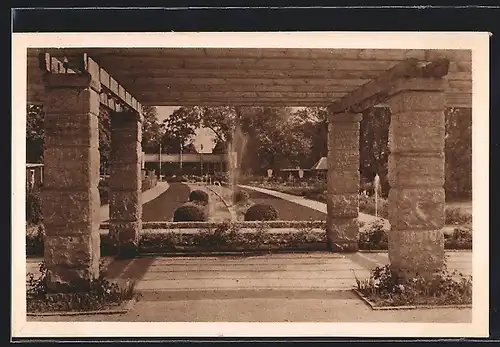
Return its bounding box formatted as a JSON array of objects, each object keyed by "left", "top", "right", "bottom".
[{"left": 238, "top": 184, "right": 390, "bottom": 232}]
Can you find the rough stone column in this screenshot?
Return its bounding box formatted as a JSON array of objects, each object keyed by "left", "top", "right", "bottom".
[
  {"left": 42, "top": 69, "right": 101, "bottom": 291},
  {"left": 386, "top": 78, "right": 447, "bottom": 277},
  {"left": 109, "top": 111, "right": 143, "bottom": 258},
  {"left": 326, "top": 112, "right": 362, "bottom": 252}
]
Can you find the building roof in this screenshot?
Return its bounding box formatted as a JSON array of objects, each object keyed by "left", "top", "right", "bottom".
[
  {"left": 280, "top": 168, "right": 311, "bottom": 172},
  {"left": 310, "top": 157, "right": 327, "bottom": 170},
  {"left": 26, "top": 163, "right": 44, "bottom": 168}
]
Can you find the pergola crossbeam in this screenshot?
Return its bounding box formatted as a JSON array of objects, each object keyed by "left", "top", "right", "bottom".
[
  {"left": 38, "top": 52, "right": 144, "bottom": 115},
  {"left": 329, "top": 58, "right": 451, "bottom": 113}
]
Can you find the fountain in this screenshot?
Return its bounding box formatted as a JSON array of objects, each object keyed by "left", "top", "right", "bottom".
[
  {"left": 227, "top": 125, "right": 249, "bottom": 195},
  {"left": 224, "top": 124, "right": 250, "bottom": 221}
]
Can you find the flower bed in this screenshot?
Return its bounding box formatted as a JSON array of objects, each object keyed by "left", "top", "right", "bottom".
[
  {"left": 357, "top": 223, "right": 472, "bottom": 251},
  {"left": 26, "top": 261, "right": 137, "bottom": 314},
  {"left": 139, "top": 225, "right": 328, "bottom": 253},
  {"left": 353, "top": 263, "right": 472, "bottom": 308},
  {"left": 26, "top": 220, "right": 472, "bottom": 258}
]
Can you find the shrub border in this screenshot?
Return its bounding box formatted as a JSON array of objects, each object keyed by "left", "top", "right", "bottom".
[
  {"left": 100, "top": 220, "right": 326, "bottom": 230},
  {"left": 352, "top": 289, "right": 472, "bottom": 310},
  {"left": 26, "top": 223, "right": 472, "bottom": 258}
]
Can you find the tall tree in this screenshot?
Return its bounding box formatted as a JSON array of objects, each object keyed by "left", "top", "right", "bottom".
[
  {"left": 160, "top": 107, "right": 200, "bottom": 154},
  {"left": 359, "top": 106, "right": 391, "bottom": 195},
  {"left": 98, "top": 109, "right": 111, "bottom": 173},
  {"left": 444, "top": 107, "right": 472, "bottom": 199},
  {"left": 26, "top": 104, "right": 45, "bottom": 163},
  {"left": 141, "top": 106, "right": 163, "bottom": 153}
]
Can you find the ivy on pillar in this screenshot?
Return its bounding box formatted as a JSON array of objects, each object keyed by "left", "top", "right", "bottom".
[
  {"left": 326, "top": 112, "right": 362, "bottom": 252},
  {"left": 109, "top": 110, "right": 143, "bottom": 258},
  {"left": 42, "top": 60, "right": 101, "bottom": 291},
  {"left": 386, "top": 78, "right": 447, "bottom": 277}
]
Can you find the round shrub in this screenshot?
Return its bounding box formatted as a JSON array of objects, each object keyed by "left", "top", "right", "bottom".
[
  {"left": 188, "top": 190, "right": 210, "bottom": 205},
  {"left": 244, "top": 203, "right": 279, "bottom": 221},
  {"left": 232, "top": 190, "right": 250, "bottom": 204},
  {"left": 173, "top": 203, "right": 208, "bottom": 222}
]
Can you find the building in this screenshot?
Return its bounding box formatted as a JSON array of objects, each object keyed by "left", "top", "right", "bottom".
[{"left": 26, "top": 163, "right": 43, "bottom": 189}]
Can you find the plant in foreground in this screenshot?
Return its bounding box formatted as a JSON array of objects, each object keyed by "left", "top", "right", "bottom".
[
  {"left": 354, "top": 261, "right": 472, "bottom": 307},
  {"left": 26, "top": 261, "right": 136, "bottom": 312}
]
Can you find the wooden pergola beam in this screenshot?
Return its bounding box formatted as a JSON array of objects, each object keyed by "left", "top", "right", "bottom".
[
  {"left": 38, "top": 52, "right": 144, "bottom": 115},
  {"left": 30, "top": 48, "right": 471, "bottom": 62},
  {"left": 328, "top": 58, "right": 451, "bottom": 113}
]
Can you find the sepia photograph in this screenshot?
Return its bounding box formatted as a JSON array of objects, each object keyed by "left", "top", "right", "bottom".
[{"left": 12, "top": 31, "right": 489, "bottom": 338}]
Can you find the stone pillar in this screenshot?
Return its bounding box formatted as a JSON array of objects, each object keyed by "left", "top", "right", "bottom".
[
  {"left": 326, "top": 112, "right": 362, "bottom": 252},
  {"left": 42, "top": 69, "right": 101, "bottom": 291},
  {"left": 109, "top": 111, "right": 143, "bottom": 258},
  {"left": 386, "top": 78, "right": 447, "bottom": 277}
]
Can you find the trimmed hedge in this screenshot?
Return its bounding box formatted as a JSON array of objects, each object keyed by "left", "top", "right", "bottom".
[
  {"left": 188, "top": 190, "right": 210, "bottom": 206},
  {"left": 100, "top": 220, "right": 327, "bottom": 230},
  {"left": 26, "top": 222, "right": 472, "bottom": 257},
  {"left": 173, "top": 203, "right": 208, "bottom": 222},
  {"left": 244, "top": 203, "right": 279, "bottom": 221}
]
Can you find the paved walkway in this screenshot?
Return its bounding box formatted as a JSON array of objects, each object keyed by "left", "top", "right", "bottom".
[
  {"left": 142, "top": 183, "right": 190, "bottom": 222},
  {"left": 238, "top": 185, "right": 460, "bottom": 234},
  {"left": 27, "top": 251, "right": 472, "bottom": 322},
  {"left": 100, "top": 182, "right": 170, "bottom": 222},
  {"left": 238, "top": 184, "right": 390, "bottom": 231}
]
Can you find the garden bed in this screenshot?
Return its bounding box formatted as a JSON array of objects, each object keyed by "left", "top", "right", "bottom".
[
  {"left": 352, "top": 264, "right": 473, "bottom": 310},
  {"left": 352, "top": 289, "right": 472, "bottom": 311},
  {"left": 26, "top": 222, "right": 472, "bottom": 258},
  {"left": 26, "top": 262, "right": 138, "bottom": 315}
]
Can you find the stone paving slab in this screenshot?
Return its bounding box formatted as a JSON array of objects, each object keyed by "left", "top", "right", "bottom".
[{"left": 26, "top": 252, "right": 473, "bottom": 323}]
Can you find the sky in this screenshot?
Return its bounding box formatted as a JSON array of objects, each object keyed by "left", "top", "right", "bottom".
[{"left": 157, "top": 106, "right": 216, "bottom": 153}]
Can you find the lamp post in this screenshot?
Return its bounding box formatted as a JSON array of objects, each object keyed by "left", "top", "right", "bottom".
[
  {"left": 159, "top": 142, "right": 162, "bottom": 181},
  {"left": 158, "top": 123, "right": 165, "bottom": 181},
  {"left": 374, "top": 173, "right": 380, "bottom": 217},
  {"left": 179, "top": 142, "right": 183, "bottom": 176},
  {"left": 200, "top": 144, "right": 204, "bottom": 177}
]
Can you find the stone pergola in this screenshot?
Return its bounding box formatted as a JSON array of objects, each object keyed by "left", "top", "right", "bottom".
[{"left": 27, "top": 48, "right": 472, "bottom": 290}]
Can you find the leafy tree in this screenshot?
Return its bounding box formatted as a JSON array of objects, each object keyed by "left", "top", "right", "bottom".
[
  {"left": 160, "top": 107, "right": 200, "bottom": 154},
  {"left": 141, "top": 106, "right": 163, "bottom": 153},
  {"left": 290, "top": 107, "right": 329, "bottom": 167},
  {"left": 444, "top": 107, "right": 472, "bottom": 199},
  {"left": 26, "top": 104, "right": 45, "bottom": 163},
  {"left": 98, "top": 109, "right": 111, "bottom": 173},
  {"left": 212, "top": 141, "right": 228, "bottom": 154},
  {"left": 359, "top": 106, "right": 391, "bottom": 196}
]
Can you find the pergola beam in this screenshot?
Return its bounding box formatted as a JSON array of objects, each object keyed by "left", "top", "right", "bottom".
[
  {"left": 30, "top": 48, "right": 472, "bottom": 62},
  {"left": 329, "top": 58, "right": 451, "bottom": 113},
  {"left": 38, "top": 52, "right": 144, "bottom": 115}
]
